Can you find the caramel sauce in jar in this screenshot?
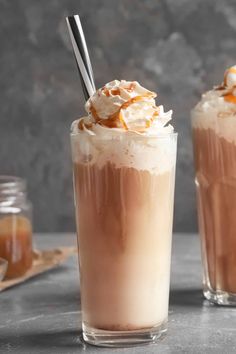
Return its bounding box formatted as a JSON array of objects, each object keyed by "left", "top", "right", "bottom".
[
  {"left": 0, "top": 176, "right": 33, "bottom": 279},
  {"left": 0, "top": 215, "right": 32, "bottom": 279}
]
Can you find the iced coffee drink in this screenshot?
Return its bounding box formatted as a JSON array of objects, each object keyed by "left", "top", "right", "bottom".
[
  {"left": 71, "top": 80, "right": 177, "bottom": 346},
  {"left": 192, "top": 65, "right": 236, "bottom": 305}
]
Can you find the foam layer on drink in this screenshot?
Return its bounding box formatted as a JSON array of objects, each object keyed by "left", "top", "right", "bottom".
[
  {"left": 71, "top": 80, "right": 175, "bottom": 174},
  {"left": 192, "top": 65, "right": 236, "bottom": 144}
]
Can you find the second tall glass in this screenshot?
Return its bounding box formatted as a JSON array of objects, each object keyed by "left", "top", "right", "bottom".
[
  {"left": 192, "top": 97, "right": 236, "bottom": 305},
  {"left": 71, "top": 130, "right": 177, "bottom": 346}
]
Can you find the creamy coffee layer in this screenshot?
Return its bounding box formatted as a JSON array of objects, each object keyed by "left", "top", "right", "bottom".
[
  {"left": 74, "top": 161, "right": 175, "bottom": 330},
  {"left": 193, "top": 128, "right": 236, "bottom": 293}
]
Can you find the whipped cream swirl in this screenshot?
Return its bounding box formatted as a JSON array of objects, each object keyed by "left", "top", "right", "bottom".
[
  {"left": 192, "top": 65, "right": 236, "bottom": 143},
  {"left": 217, "top": 65, "right": 236, "bottom": 104},
  {"left": 224, "top": 65, "right": 236, "bottom": 91},
  {"left": 72, "top": 80, "right": 173, "bottom": 136}
]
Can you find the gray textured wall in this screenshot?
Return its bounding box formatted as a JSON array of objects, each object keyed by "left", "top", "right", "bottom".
[{"left": 0, "top": 0, "right": 235, "bottom": 232}]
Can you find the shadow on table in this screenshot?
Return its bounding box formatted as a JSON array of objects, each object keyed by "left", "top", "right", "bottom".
[
  {"left": 0, "top": 329, "right": 85, "bottom": 351},
  {"left": 5, "top": 264, "right": 81, "bottom": 304},
  {"left": 21, "top": 288, "right": 81, "bottom": 306},
  {"left": 169, "top": 288, "right": 203, "bottom": 307}
]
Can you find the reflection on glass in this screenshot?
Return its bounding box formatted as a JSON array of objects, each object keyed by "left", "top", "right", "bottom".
[{"left": 0, "top": 258, "right": 8, "bottom": 282}]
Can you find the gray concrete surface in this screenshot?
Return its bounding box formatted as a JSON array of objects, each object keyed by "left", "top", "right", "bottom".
[
  {"left": 0, "top": 1, "right": 236, "bottom": 232},
  {"left": 0, "top": 233, "right": 236, "bottom": 353}
]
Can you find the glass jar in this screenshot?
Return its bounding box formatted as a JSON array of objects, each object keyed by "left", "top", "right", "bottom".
[{"left": 0, "top": 176, "right": 33, "bottom": 279}]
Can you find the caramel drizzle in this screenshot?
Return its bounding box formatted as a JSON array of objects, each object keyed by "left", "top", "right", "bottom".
[
  {"left": 214, "top": 85, "right": 236, "bottom": 104},
  {"left": 78, "top": 119, "right": 92, "bottom": 131},
  {"left": 124, "top": 82, "right": 136, "bottom": 92},
  {"left": 102, "top": 83, "right": 135, "bottom": 97},
  {"left": 215, "top": 80, "right": 236, "bottom": 104},
  {"left": 228, "top": 67, "right": 236, "bottom": 75},
  {"left": 89, "top": 105, "right": 100, "bottom": 121},
  {"left": 111, "top": 88, "right": 121, "bottom": 96},
  {"left": 215, "top": 84, "right": 226, "bottom": 91},
  {"left": 223, "top": 66, "right": 236, "bottom": 89},
  {"left": 221, "top": 73, "right": 236, "bottom": 104},
  {"left": 223, "top": 93, "right": 236, "bottom": 104},
  {"left": 95, "top": 96, "right": 145, "bottom": 130},
  {"left": 145, "top": 110, "right": 159, "bottom": 128},
  {"left": 79, "top": 85, "right": 158, "bottom": 131},
  {"left": 78, "top": 119, "right": 84, "bottom": 130},
  {"left": 96, "top": 95, "right": 157, "bottom": 130}
]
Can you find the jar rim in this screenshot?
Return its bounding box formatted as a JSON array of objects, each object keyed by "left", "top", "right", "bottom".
[{"left": 0, "top": 176, "right": 26, "bottom": 193}]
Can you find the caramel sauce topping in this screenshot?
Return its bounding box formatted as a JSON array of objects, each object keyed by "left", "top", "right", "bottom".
[
  {"left": 110, "top": 88, "right": 121, "bottom": 96},
  {"left": 89, "top": 104, "right": 100, "bottom": 121},
  {"left": 79, "top": 86, "right": 158, "bottom": 132},
  {"left": 224, "top": 67, "right": 236, "bottom": 86},
  {"left": 105, "top": 95, "right": 156, "bottom": 130},
  {"left": 215, "top": 85, "right": 226, "bottom": 91},
  {"left": 87, "top": 95, "right": 153, "bottom": 130},
  {"left": 118, "top": 111, "right": 128, "bottom": 130},
  {"left": 145, "top": 110, "right": 159, "bottom": 128},
  {"left": 103, "top": 88, "right": 110, "bottom": 97},
  {"left": 78, "top": 119, "right": 84, "bottom": 130},
  {"left": 215, "top": 75, "right": 236, "bottom": 104},
  {"left": 228, "top": 67, "right": 236, "bottom": 75},
  {"left": 102, "top": 88, "right": 121, "bottom": 97},
  {"left": 223, "top": 93, "right": 236, "bottom": 104},
  {"left": 221, "top": 66, "right": 236, "bottom": 104},
  {"left": 78, "top": 119, "right": 93, "bottom": 131},
  {"left": 215, "top": 85, "right": 236, "bottom": 104},
  {"left": 124, "top": 82, "right": 136, "bottom": 92}
]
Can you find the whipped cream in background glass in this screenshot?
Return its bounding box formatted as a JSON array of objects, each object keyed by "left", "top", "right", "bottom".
[
  {"left": 71, "top": 79, "right": 177, "bottom": 346},
  {"left": 192, "top": 65, "right": 236, "bottom": 143},
  {"left": 191, "top": 65, "right": 236, "bottom": 306}
]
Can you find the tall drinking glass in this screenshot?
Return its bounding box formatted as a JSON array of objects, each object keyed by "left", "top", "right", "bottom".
[
  {"left": 192, "top": 102, "right": 236, "bottom": 305},
  {"left": 71, "top": 130, "right": 177, "bottom": 346}
]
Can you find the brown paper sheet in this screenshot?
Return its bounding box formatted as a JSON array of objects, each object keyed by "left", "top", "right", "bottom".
[{"left": 0, "top": 247, "right": 77, "bottom": 292}]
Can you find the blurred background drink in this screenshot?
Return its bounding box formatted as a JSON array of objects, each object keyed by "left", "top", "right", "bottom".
[
  {"left": 71, "top": 80, "right": 177, "bottom": 346},
  {"left": 192, "top": 65, "right": 236, "bottom": 305}
]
